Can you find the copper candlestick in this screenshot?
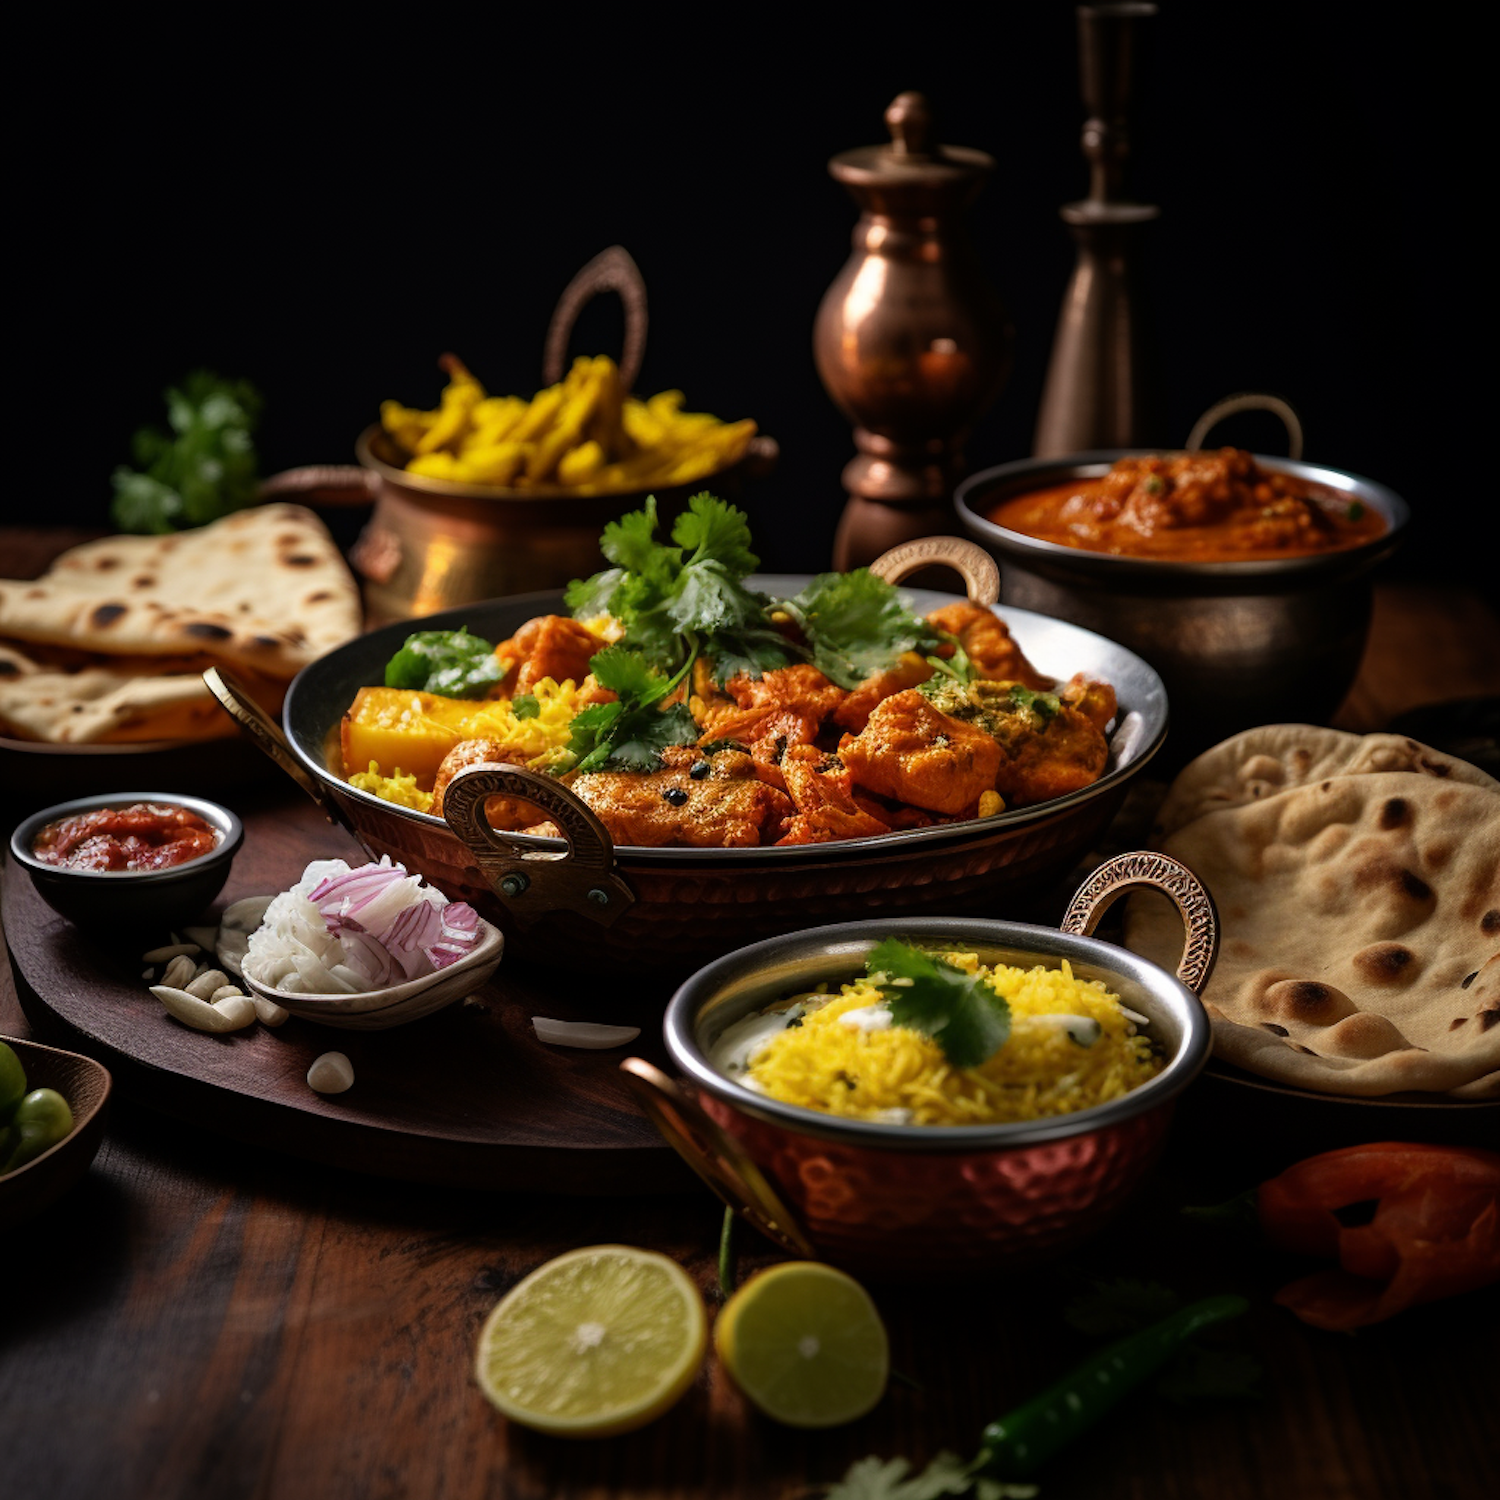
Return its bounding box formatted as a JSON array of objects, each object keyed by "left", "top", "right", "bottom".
[
  {"left": 1034, "top": 3, "right": 1162, "bottom": 457},
  {"left": 815, "top": 92, "right": 1012, "bottom": 570}
]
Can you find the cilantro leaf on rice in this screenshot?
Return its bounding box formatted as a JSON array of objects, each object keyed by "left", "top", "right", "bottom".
[{"left": 866, "top": 939, "right": 1011, "bottom": 1068}]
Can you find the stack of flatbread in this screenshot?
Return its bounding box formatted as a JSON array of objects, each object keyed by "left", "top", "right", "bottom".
[
  {"left": 0, "top": 505, "right": 361, "bottom": 744},
  {"left": 1125, "top": 725, "right": 1500, "bottom": 1099}
]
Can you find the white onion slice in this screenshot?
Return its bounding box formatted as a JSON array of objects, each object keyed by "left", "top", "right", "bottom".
[{"left": 531, "top": 1017, "right": 642, "bottom": 1050}]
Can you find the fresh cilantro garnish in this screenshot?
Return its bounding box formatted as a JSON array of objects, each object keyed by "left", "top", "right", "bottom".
[
  {"left": 565, "top": 493, "right": 790, "bottom": 683},
  {"left": 384, "top": 628, "right": 503, "bottom": 697},
  {"left": 821, "top": 1452, "right": 1035, "bottom": 1500},
  {"left": 1007, "top": 684, "right": 1060, "bottom": 721},
  {"left": 511, "top": 693, "right": 540, "bottom": 720},
  {"left": 111, "top": 372, "right": 262, "bottom": 533},
  {"left": 780, "top": 571, "right": 942, "bottom": 690},
  {"left": 1064, "top": 1278, "right": 1181, "bottom": 1338},
  {"left": 866, "top": 939, "right": 1011, "bottom": 1068},
  {"left": 564, "top": 645, "right": 699, "bottom": 772}
]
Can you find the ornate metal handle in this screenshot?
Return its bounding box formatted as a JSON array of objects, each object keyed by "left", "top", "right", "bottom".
[
  {"left": 201, "top": 667, "right": 353, "bottom": 832},
  {"left": 257, "top": 465, "right": 380, "bottom": 507},
  {"left": 868, "top": 535, "right": 1000, "bottom": 605},
  {"left": 619, "top": 1058, "right": 816, "bottom": 1259},
  {"left": 1186, "top": 393, "right": 1304, "bottom": 461},
  {"left": 543, "top": 246, "right": 648, "bottom": 391},
  {"left": 440, "top": 764, "right": 635, "bottom": 929},
  {"left": 1060, "top": 850, "right": 1219, "bottom": 994}
]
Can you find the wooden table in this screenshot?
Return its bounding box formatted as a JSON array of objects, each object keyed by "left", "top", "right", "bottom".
[{"left": 3, "top": 538, "right": 1498, "bottom": 1499}]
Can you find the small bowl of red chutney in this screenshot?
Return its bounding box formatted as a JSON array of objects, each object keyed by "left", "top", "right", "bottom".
[{"left": 9, "top": 793, "right": 244, "bottom": 932}]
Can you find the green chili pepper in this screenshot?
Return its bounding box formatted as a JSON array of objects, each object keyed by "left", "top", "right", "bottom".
[
  {"left": 0, "top": 1088, "right": 74, "bottom": 1175},
  {"left": 981, "top": 1294, "right": 1249, "bottom": 1479}
]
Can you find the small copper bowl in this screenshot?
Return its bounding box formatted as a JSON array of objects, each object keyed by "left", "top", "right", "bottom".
[{"left": 623, "top": 852, "right": 1217, "bottom": 1280}]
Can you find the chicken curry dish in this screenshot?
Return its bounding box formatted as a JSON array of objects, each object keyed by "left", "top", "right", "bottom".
[{"left": 336, "top": 495, "right": 1119, "bottom": 849}]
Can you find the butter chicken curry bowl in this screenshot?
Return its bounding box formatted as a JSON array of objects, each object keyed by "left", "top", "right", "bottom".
[
  {"left": 211, "top": 533, "right": 1167, "bottom": 973},
  {"left": 956, "top": 448, "right": 1408, "bottom": 757}
]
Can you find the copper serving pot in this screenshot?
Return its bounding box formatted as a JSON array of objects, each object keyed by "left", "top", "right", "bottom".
[
  {"left": 208, "top": 540, "right": 1168, "bottom": 975},
  {"left": 259, "top": 247, "right": 776, "bottom": 624},
  {"left": 621, "top": 851, "right": 1217, "bottom": 1279},
  {"left": 954, "top": 404, "right": 1408, "bottom": 759}
]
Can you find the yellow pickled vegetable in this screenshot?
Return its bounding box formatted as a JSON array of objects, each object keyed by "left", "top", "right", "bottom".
[{"left": 377, "top": 353, "right": 755, "bottom": 494}]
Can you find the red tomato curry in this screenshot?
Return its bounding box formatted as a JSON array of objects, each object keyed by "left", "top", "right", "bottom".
[
  {"left": 987, "top": 449, "right": 1387, "bottom": 562},
  {"left": 32, "top": 802, "right": 220, "bottom": 871}
]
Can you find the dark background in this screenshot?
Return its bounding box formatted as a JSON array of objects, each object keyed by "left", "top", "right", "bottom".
[{"left": 11, "top": 5, "right": 1477, "bottom": 582}]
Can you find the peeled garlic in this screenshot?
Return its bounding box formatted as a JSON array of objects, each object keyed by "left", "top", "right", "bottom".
[
  {"left": 213, "top": 995, "right": 257, "bottom": 1029},
  {"left": 161, "top": 954, "right": 197, "bottom": 991},
  {"left": 142, "top": 942, "right": 201, "bottom": 964},
  {"left": 253, "top": 996, "right": 290, "bottom": 1027},
  {"left": 150, "top": 985, "right": 255, "bottom": 1033},
  {"left": 307, "top": 1052, "right": 354, "bottom": 1094},
  {"left": 185, "top": 968, "right": 230, "bottom": 1000}
]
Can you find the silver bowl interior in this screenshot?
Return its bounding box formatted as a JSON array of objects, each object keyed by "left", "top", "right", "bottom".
[
  {"left": 283, "top": 577, "right": 1168, "bottom": 865},
  {"left": 663, "top": 916, "right": 1212, "bottom": 1151}
]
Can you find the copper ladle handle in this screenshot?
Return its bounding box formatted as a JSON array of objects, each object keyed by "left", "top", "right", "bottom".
[
  {"left": 440, "top": 763, "right": 634, "bottom": 929},
  {"left": 543, "top": 245, "right": 648, "bottom": 392},
  {"left": 202, "top": 667, "right": 353, "bottom": 832},
  {"left": 619, "top": 1058, "right": 816, "bottom": 1259},
  {"left": 1060, "top": 850, "right": 1219, "bottom": 995},
  {"left": 868, "top": 535, "right": 1000, "bottom": 607}
]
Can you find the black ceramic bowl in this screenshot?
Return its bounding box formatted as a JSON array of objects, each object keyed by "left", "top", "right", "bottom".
[{"left": 8, "top": 793, "right": 243, "bottom": 933}]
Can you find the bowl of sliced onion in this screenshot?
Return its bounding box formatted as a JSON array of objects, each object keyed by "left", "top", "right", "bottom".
[{"left": 238, "top": 856, "right": 503, "bottom": 1029}]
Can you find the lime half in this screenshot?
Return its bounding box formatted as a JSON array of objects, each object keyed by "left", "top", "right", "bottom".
[
  {"left": 714, "top": 1261, "right": 889, "bottom": 1427},
  {"left": 475, "top": 1244, "right": 707, "bottom": 1437}
]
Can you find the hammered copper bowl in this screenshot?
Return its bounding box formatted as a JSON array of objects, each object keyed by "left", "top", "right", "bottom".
[
  {"left": 621, "top": 852, "right": 1216, "bottom": 1280},
  {"left": 955, "top": 452, "right": 1408, "bottom": 759},
  {"left": 210, "top": 542, "right": 1169, "bottom": 975}
]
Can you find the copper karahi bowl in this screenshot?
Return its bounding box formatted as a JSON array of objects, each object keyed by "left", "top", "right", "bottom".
[
  {"left": 210, "top": 541, "right": 1168, "bottom": 975},
  {"left": 621, "top": 853, "right": 1216, "bottom": 1279}
]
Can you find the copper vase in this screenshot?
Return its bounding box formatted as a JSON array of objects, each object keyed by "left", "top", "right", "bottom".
[{"left": 814, "top": 93, "right": 1013, "bottom": 570}]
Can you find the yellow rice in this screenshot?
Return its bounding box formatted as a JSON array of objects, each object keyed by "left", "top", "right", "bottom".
[
  {"left": 349, "top": 676, "right": 586, "bottom": 810},
  {"left": 745, "top": 952, "right": 1161, "bottom": 1126}
]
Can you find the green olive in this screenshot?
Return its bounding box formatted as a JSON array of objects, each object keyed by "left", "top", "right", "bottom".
[
  {"left": 0, "top": 1041, "right": 27, "bottom": 1124},
  {"left": 0, "top": 1087, "right": 74, "bottom": 1175}
]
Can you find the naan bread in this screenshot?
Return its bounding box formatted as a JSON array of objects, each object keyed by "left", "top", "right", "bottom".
[
  {"left": 1153, "top": 724, "right": 1499, "bottom": 840},
  {"left": 1127, "top": 764, "right": 1500, "bottom": 1097},
  {"left": 0, "top": 504, "right": 360, "bottom": 676},
  {"left": 0, "top": 505, "right": 357, "bottom": 744}
]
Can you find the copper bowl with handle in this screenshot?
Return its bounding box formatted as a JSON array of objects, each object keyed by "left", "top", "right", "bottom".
[
  {"left": 620, "top": 851, "right": 1216, "bottom": 1279},
  {"left": 206, "top": 538, "right": 1167, "bottom": 975},
  {"left": 257, "top": 247, "right": 776, "bottom": 624}
]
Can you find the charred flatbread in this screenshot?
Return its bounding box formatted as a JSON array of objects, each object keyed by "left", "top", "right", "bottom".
[
  {"left": 1128, "top": 760, "right": 1500, "bottom": 1098},
  {"left": 0, "top": 504, "right": 360, "bottom": 677}
]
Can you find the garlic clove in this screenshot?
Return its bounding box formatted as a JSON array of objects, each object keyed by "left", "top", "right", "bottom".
[
  {"left": 252, "top": 996, "right": 290, "bottom": 1027},
  {"left": 531, "top": 1017, "right": 642, "bottom": 1050},
  {"left": 307, "top": 1052, "right": 354, "bottom": 1094}
]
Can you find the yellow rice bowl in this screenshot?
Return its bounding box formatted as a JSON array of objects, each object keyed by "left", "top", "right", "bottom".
[{"left": 735, "top": 953, "right": 1162, "bottom": 1127}]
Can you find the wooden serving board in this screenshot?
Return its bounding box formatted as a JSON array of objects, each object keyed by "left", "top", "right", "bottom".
[{"left": 3, "top": 788, "right": 687, "bottom": 1194}]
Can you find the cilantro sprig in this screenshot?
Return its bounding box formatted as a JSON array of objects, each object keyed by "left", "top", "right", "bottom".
[
  {"left": 866, "top": 940, "right": 1011, "bottom": 1068},
  {"left": 779, "top": 572, "right": 942, "bottom": 690},
  {"left": 565, "top": 645, "right": 698, "bottom": 772},
  {"left": 565, "top": 493, "right": 790, "bottom": 684},
  {"left": 384, "top": 627, "right": 503, "bottom": 697},
  {"left": 111, "top": 371, "right": 262, "bottom": 533}
]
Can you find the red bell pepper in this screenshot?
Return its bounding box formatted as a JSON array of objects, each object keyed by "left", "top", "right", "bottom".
[{"left": 1258, "top": 1142, "right": 1500, "bottom": 1331}]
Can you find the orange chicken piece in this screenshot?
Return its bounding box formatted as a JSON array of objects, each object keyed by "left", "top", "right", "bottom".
[
  {"left": 925, "top": 602, "right": 1051, "bottom": 690},
  {"left": 837, "top": 690, "right": 1001, "bottom": 816},
  {"left": 776, "top": 745, "right": 892, "bottom": 845},
  {"left": 497, "top": 615, "right": 608, "bottom": 694},
  {"left": 832, "top": 652, "right": 935, "bottom": 733}
]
